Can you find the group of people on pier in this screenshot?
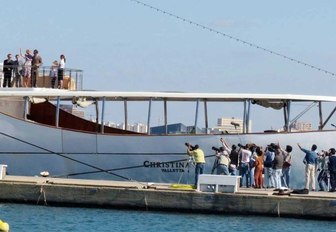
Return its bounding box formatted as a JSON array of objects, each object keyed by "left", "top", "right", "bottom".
[
  {"left": 0, "top": 49, "right": 66, "bottom": 89},
  {"left": 186, "top": 138, "right": 336, "bottom": 192}
]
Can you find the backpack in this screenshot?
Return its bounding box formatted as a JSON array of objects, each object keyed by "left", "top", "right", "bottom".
[{"left": 264, "top": 151, "right": 273, "bottom": 168}]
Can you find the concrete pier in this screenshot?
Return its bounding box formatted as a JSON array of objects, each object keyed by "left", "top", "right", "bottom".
[{"left": 0, "top": 175, "right": 336, "bottom": 219}]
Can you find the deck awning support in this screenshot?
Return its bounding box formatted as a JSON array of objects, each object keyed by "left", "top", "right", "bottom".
[
  {"left": 124, "top": 100, "right": 128, "bottom": 130},
  {"left": 95, "top": 99, "right": 99, "bottom": 132},
  {"left": 55, "top": 96, "right": 60, "bottom": 128},
  {"left": 204, "top": 100, "right": 209, "bottom": 134},
  {"left": 243, "top": 100, "right": 251, "bottom": 133},
  {"left": 246, "top": 100, "right": 251, "bottom": 133},
  {"left": 100, "top": 97, "right": 106, "bottom": 133},
  {"left": 243, "top": 100, "right": 247, "bottom": 133},
  {"left": 283, "top": 100, "right": 291, "bottom": 132},
  {"left": 164, "top": 99, "right": 168, "bottom": 135},
  {"left": 318, "top": 101, "right": 323, "bottom": 130},
  {"left": 321, "top": 106, "right": 336, "bottom": 130},
  {"left": 23, "top": 96, "right": 28, "bottom": 120},
  {"left": 194, "top": 99, "right": 200, "bottom": 134},
  {"left": 289, "top": 102, "right": 317, "bottom": 129},
  {"left": 147, "top": 98, "right": 152, "bottom": 135}
]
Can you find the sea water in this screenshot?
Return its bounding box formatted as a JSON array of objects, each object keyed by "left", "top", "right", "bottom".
[{"left": 0, "top": 203, "right": 335, "bottom": 232}]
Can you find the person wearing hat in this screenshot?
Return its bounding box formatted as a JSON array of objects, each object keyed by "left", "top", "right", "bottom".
[
  {"left": 186, "top": 143, "right": 206, "bottom": 186},
  {"left": 0, "top": 220, "right": 9, "bottom": 232}
]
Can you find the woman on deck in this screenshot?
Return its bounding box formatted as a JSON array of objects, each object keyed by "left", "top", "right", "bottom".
[
  {"left": 20, "top": 48, "right": 33, "bottom": 87},
  {"left": 58, "top": 54, "right": 66, "bottom": 88}
]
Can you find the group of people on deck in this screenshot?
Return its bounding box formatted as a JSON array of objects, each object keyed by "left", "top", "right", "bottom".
[
  {"left": 186, "top": 138, "right": 336, "bottom": 192},
  {"left": 0, "top": 49, "right": 66, "bottom": 89}
]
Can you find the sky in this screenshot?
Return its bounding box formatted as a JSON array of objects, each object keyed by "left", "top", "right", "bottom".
[{"left": 1, "top": 0, "right": 336, "bottom": 130}]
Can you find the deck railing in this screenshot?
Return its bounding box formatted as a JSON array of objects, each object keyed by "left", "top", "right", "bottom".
[
  {"left": 38, "top": 67, "right": 84, "bottom": 90},
  {"left": 0, "top": 65, "right": 84, "bottom": 90}
]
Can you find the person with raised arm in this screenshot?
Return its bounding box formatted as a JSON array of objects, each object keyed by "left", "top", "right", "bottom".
[
  {"left": 297, "top": 143, "right": 318, "bottom": 191},
  {"left": 220, "top": 138, "right": 238, "bottom": 176},
  {"left": 278, "top": 143, "right": 293, "bottom": 189},
  {"left": 20, "top": 48, "right": 33, "bottom": 87}
]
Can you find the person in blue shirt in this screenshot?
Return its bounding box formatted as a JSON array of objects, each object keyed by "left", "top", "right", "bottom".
[{"left": 297, "top": 143, "right": 318, "bottom": 191}]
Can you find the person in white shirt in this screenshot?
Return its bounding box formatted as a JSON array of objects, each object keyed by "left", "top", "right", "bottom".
[
  {"left": 0, "top": 62, "right": 3, "bottom": 88},
  {"left": 239, "top": 144, "right": 252, "bottom": 187},
  {"left": 58, "top": 54, "right": 66, "bottom": 88}
]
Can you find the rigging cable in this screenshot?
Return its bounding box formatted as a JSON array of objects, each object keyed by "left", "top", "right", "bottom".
[
  {"left": 129, "top": 0, "right": 336, "bottom": 77},
  {"left": 0, "top": 131, "right": 133, "bottom": 182}
]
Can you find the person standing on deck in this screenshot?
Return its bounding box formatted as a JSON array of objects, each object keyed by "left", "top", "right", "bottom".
[
  {"left": 58, "top": 54, "right": 66, "bottom": 88},
  {"left": 12, "top": 54, "right": 23, "bottom": 87},
  {"left": 186, "top": 143, "right": 205, "bottom": 186},
  {"left": 3, "top": 54, "right": 14, "bottom": 88},
  {"left": 31, "top": 49, "right": 42, "bottom": 87},
  {"left": 20, "top": 48, "right": 33, "bottom": 87},
  {"left": 297, "top": 143, "right": 318, "bottom": 191},
  {"left": 0, "top": 62, "right": 3, "bottom": 88},
  {"left": 50, "top": 60, "right": 58, "bottom": 88}
]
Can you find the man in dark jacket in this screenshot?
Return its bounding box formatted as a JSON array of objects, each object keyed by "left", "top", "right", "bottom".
[
  {"left": 328, "top": 148, "right": 336, "bottom": 192},
  {"left": 3, "top": 54, "right": 13, "bottom": 87}
]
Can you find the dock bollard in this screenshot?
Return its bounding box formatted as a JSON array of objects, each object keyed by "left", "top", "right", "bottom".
[
  {"left": 0, "top": 164, "right": 8, "bottom": 180},
  {"left": 0, "top": 220, "right": 9, "bottom": 232}
]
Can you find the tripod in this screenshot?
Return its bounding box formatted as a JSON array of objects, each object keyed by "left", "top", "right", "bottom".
[{"left": 178, "top": 156, "right": 195, "bottom": 184}]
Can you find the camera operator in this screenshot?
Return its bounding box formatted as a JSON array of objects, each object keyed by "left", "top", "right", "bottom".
[
  {"left": 212, "top": 146, "right": 230, "bottom": 175},
  {"left": 220, "top": 138, "right": 238, "bottom": 175},
  {"left": 238, "top": 143, "right": 252, "bottom": 188},
  {"left": 279, "top": 143, "right": 292, "bottom": 189},
  {"left": 317, "top": 150, "right": 330, "bottom": 191},
  {"left": 186, "top": 143, "right": 206, "bottom": 186},
  {"left": 264, "top": 144, "right": 275, "bottom": 188},
  {"left": 328, "top": 148, "right": 336, "bottom": 192}
]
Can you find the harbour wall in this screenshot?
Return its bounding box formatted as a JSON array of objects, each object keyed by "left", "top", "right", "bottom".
[{"left": 0, "top": 176, "right": 335, "bottom": 219}]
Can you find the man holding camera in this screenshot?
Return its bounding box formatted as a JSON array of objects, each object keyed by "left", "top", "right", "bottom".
[
  {"left": 186, "top": 143, "right": 206, "bottom": 186},
  {"left": 212, "top": 146, "right": 230, "bottom": 175}
]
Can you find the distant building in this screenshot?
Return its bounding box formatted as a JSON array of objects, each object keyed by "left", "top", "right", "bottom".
[
  {"left": 105, "top": 122, "right": 148, "bottom": 133},
  {"left": 150, "top": 123, "right": 202, "bottom": 135},
  {"left": 131, "top": 123, "right": 148, "bottom": 133},
  {"left": 60, "top": 104, "right": 85, "bottom": 118},
  {"left": 212, "top": 117, "right": 251, "bottom": 133}
]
